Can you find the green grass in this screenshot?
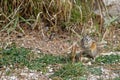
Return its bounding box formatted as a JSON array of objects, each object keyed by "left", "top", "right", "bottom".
[
  {"left": 0, "top": 45, "right": 71, "bottom": 73},
  {"left": 0, "top": 45, "right": 87, "bottom": 79},
  {"left": 51, "top": 62, "right": 87, "bottom": 80},
  {"left": 0, "top": 44, "right": 30, "bottom": 67},
  {"left": 113, "top": 77, "right": 120, "bottom": 80},
  {"left": 95, "top": 54, "right": 120, "bottom": 64},
  {"left": 0, "top": 45, "right": 120, "bottom": 79},
  {"left": 88, "top": 67, "right": 102, "bottom": 75},
  {"left": 27, "top": 54, "right": 71, "bottom": 73}
]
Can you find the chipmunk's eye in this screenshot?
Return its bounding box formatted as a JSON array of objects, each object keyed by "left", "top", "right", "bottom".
[{"left": 85, "top": 36, "right": 90, "bottom": 41}]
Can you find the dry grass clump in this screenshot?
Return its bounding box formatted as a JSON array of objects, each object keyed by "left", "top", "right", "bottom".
[
  {"left": 0, "top": 0, "right": 96, "bottom": 32},
  {"left": 0, "top": 0, "right": 118, "bottom": 42}
]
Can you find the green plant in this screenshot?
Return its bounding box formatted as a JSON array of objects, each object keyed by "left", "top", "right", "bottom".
[
  {"left": 51, "top": 62, "right": 87, "bottom": 80},
  {"left": 35, "top": 54, "right": 70, "bottom": 64},
  {"left": 88, "top": 67, "right": 102, "bottom": 75},
  {"left": 0, "top": 44, "right": 30, "bottom": 67},
  {"left": 27, "top": 54, "right": 71, "bottom": 73},
  {"left": 95, "top": 54, "right": 120, "bottom": 64},
  {"left": 113, "top": 77, "right": 120, "bottom": 80},
  {"left": 0, "top": 44, "right": 72, "bottom": 74}
]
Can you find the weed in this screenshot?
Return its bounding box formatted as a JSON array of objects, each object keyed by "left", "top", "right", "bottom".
[
  {"left": 51, "top": 62, "right": 87, "bottom": 80},
  {"left": 27, "top": 54, "right": 71, "bottom": 73},
  {"left": 95, "top": 54, "right": 120, "bottom": 64},
  {"left": 34, "top": 54, "right": 70, "bottom": 64},
  {"left": 113, "top": 77, "right": 120, "bottom": 80},
  {"left": 88, "top": 67, "right": 102, "bottom": 75},
  {"left": 0, "top": 45, "right": 71, "bottom": 73},
  {"left": 0, "top": 44, "right": 30, "bottom": 67},
  {"left": 0, "top": 45, "right": 120, "bottom": 79}
]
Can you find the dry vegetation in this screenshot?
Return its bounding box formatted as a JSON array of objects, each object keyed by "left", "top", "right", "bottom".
[
  {"left": 0, "top": 0, "right": 119, "bottom": 52},
  {"left": 0, "top": 0, "right": 105, "bottom": 35},
  {"left": 0, "top": 0, "right": 120, "bottom": 79}
]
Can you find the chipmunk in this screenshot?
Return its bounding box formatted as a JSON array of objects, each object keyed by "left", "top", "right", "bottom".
[
  {"left": 81, "top": 35, "right": 97, "bottom": 58},
  {"left": 70, "top": 36, "right": 98, "bottom": 63}
]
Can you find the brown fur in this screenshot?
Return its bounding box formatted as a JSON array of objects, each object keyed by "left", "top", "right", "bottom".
[{"left": 70, "top": 36, "right": 98, "bottom": 63}]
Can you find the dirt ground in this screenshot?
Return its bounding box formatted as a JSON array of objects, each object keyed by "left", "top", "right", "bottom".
[
  {"left": 0, "top": 28, "right": 120, "bottom": 80},
  {"left": 0, "top": 28, "right": 120, "bottom": 55},
  {"left": 0, "top": 29, "right": 82, "bottom": 55}
]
